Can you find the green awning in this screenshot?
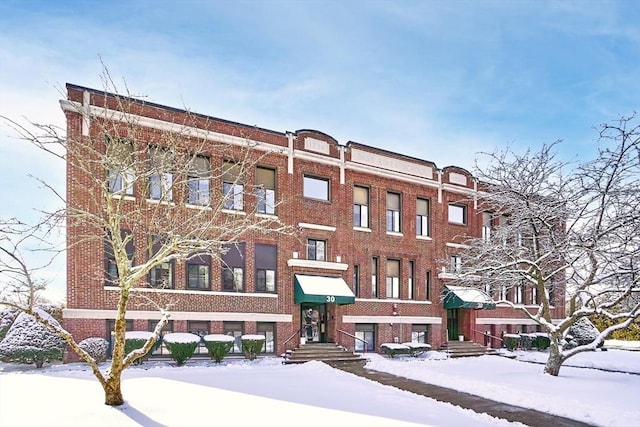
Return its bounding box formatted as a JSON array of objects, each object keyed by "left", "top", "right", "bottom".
[
  {"left": 443, "top": 285, "right": 496, "bottom": 310},
  {"left": 294, "top": 274, "right": 356, "bottom": 305}
]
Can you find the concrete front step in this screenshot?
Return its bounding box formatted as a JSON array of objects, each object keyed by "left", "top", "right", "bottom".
[
  {"left": 440, "top": 341, "right": 497, "bottom": 358},
  {"left": 284, "top": 343, "right": 367, "bottom": 365}
]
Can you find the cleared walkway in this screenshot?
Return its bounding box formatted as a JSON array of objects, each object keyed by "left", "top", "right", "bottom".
[{"left": 333, "top": 362, "right": 594, "bottom": 427}]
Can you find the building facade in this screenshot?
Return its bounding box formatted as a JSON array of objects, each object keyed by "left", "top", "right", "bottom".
[{"left": 61, "top": 83, "right": 565, "bottom": 357}]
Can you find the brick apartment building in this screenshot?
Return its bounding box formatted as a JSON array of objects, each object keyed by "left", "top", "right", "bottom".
[{"left": 61, "top": 83, "right": 565, "bottom": 357}]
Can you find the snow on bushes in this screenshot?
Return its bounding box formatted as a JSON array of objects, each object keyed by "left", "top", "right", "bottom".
[
  {"left": 163, "top": 333, "right": 201, "bottom": 366},
  {"left": 0, "top": 308, "right": 65, "bottom": 368},
  {"left": 203, "top": 334, "right": 235, "bottom": 363},
  {"left": 240, "top": 334, "right": 265, "bottom": 360},
  {"left": 0, "top": 308, "right": 19, "bottom": 341},
  {"left": 78, "top": 337, "right": 109, "bottom": 362},
  {"left": 565, "top": 317, "right": 603, "bottom": 349},
  {"left": 124, "top": 331, "right": 158, "bottom": 364}
]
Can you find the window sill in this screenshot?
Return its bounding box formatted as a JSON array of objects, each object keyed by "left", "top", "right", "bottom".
[
  {"left": 222, "top": 209, "right": 247, "bottom": 216},
  {"left": 416, "top": 235, "right": 432, "bottom": 241},
  {"left": 353, "top": 226, "right": 372, "bottom": 233},
  {"left": 186, "top": 203, "right": 212, "bottom": 210},
  {"left": 146, "top": 199, "right": 176, "bottom": 206},
  {"left": 257, "top": 213, "right": 278, "bottom": 219},
  {"left": 110, "top": 194, "right": 135, "bottom": 201},
  {"left": 386, "top": 231, "right": 403, "bottom": 237}
]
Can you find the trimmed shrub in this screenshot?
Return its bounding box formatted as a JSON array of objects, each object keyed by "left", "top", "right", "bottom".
[
  {"left": 503, "top": 334, "right": 520, "bottom": 351},
  {"left": 403, "top": 342, "right": 431, "bottom": 357},
  {"left": 124, "top": 331, "right": 158, "bottom": 364},
  {"left": 163, "top": 333, "right": 201, "bottom": 366},
  {"left": 0, "top": 309, "right": 65, "bottom": 368},
  {"left": 0, "top": 309, "right": 19, "bottom": 341},
  {"left": 203, "top": 334, "right": 235, "bottom": 363},
  {"left": 381, "top": 343, "right": 409, "bottom": 358},
  {"left": 78, "top": 337, "right": 109, "bottom": 362},
  {"left": 241, "top": 334, "right": 265, "bottom": 360},
  {"left": 567, "top": 318, "right": 604, "bottom": 349},
  {"left": 591, "top": 314, "right": 640, "bottom": 341},
  {"left": 534, "top": 333, "right": 550, "bottom": 351},
  {"left": 519, "top": 334, "right": 535, "bottom": 350}
]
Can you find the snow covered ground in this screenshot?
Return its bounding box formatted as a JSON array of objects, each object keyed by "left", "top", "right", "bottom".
[{"left": 0, "top": 341, "right": 638, "bottom": 427}]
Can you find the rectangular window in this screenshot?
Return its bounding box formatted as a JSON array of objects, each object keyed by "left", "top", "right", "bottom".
[
  {"left": 482, "top": 211, "right": 494, "bottom": 241},
  {"left": 411, "top": 324, "right": 429, "bottom": 344},
  {"left": 425, "top": 270, "right": 431, "bottom": 300},
  {"left": 355, "top": 324, "right": 375, "bottom": 352},
  {"left": 371, "top": 256, "right": 378, "bottom": 298},
  {"left": 187, "top": 320, "right": 209, "bottom": 355},
  {"left": 223, "top": 321, "right": 244, "bottom": 354},
  {"left": 386, "top": 192, "right": 401, "bottom": 232},
  {"left": 255, "top": 243, "right": 277, "bottom": 293},
  {"left": 222, "top": 242, "right": 245, "bottom": 292},
  {"left": 353, "top": 265, "right": 360, "bottom": 297},
  {"left": 104, "top": 230, "right": 134, "bottom": 286},
  {"left": 448, "top": 204, "right": 467, "bottom": 225},
  {"left": 223, "top": 160, "right": 244, "bottom": 211},
  {"left": 256, "top": 322, "right": 275, "bottom": 354},
  {"left": 451, "top": 255, "right": 462, "bottom": 273},
  {"left": 408, "top": 261, "right": 415, "bottom": 300},
  {"left": 106, "top": 139, "right": 134, "bottom": 196},
  {"left": 303, "top": 175, "right": 330, "bottom": 201},
  {"left": 307, "top": 239, "right": 326, "bottom": 261},
  {"left": 148, "top": 235, "right": 173, "bottom": 289},
  {"left": 386, "top": 259, "right": 400, "bottom": 299},
  {"left": 416, "top": 198, "right": 430, "bottom": 237},
  {"left": 353, "top": 186, "right": 369, "bottom": 228},
  {"left": 514, "top": 285, "right": 523, "bottom": 304},
  {"left": 186, "top": 254, "right": 210, "bottom": 290},
  {"left": 187, "top": 155, "right": 210, "bottom": 206},
  {"left": 531, "top": 286, "right": 539, "bottom": 304},
  {"left": 256, "top": 166, "right": 276, "bottom": 214},
  {"left": 148, "top": 146, "right": 173, "bottom": 201},
  {"left": 499, "top": 285, "right": 507, "bottom": 301}
]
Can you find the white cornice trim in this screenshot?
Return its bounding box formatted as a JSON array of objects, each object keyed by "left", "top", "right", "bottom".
[
  {"left": 346, "top": 162, "right": 440, "bottom": 190},
  {"left": 342, "top": 315, "right": 442, "bottom": 324},
  {"left": 287, "top": 258, "right": 348, "bottom": 271},
  {"left": 63, "top": 308, "right": 291, "bottom": 322},
  {"left": 446, "top": 242, "right": 471, "bottom": 249}
]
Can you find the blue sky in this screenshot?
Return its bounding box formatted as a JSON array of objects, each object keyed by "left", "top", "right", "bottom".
[{"left": 1, "top": 0, "right": 639, "bottom": 301}]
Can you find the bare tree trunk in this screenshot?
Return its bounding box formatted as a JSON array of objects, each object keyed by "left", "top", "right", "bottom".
[
  {"left": 544, "top": 339, "right": 565, "bottom": 376},
  {"left": 103, "top": 376, "right": 124, "bottom": 406}
]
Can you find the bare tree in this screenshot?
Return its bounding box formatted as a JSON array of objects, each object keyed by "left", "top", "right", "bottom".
[
  {"left": 1, "top": 70, "right": 296, "bottom": 405},
  {"left": 450, "top": 114, "right": 640, "bottom": 376}
]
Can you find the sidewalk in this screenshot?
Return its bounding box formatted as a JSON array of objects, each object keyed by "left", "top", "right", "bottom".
[{"left": 333, "top": 362, "right": 593, "bottom": 427}]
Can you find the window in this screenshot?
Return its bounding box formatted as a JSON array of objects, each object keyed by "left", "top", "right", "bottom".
[
  {"left": 386, "top": 192, "right": 401, "bottom": 232},
  {"left": 353, "top": 265, "right": 360, "bottom": 297},
  {"left": 148, "top": 235, "right": 173, "bottom": 289},
  {"left": 224, "top": 321, "right": 244, "bottom": 354},
  {"left": 451, "top": 255, "right": 462, "bottom": 273},
  {"left": 186, "top": 254, "right": 210, "bottom": 290},
  {"left": 187, "top": 321, "right": 209, "bottom": 355},
  {"left": 222, "top": 161, "right": 244, "bottom": 211},
  {"left": 353, "top": 186, "right": 369, "bottom": 228},
  {"left": 106, "top": 139, "right": 134, "bottom": 196},
  {"left": 482, "top": 211, "right": 494, "bottom": 241},
  {"left": 408, "top": 261, "right": 415, "bottom": 300},
  {"left": 355, "top": 324, "right": 375, "bottom": 352},
  {"left": 148, "top": 146, "right": 173, "bottom": 201},
  {"left": 256, "top": 166, "right": 276, "bottom": 214},
  {"left": 386, "top": 259, "right": 400, "bottom": 299},
  {"left": 104, "top": 230, "right": 134, "bottom": 286},
  {"left": 222, "top": 243, "right": 245, "bottom": 292},
  {"left": 188, "top": 155, "right": 210, "bottom": 206},
  {"left": 416, "top": 198, "right": 430, "bottom": 237},
  {"left": 371, "top": 256, "right": 378, "bottom": 298},
  {"left": 499, "top": 285, "right": 507, "bottom": 301},
  {"left": 256, "top": 322, "right": 275, "bottom": 353},
  {"left": 106, "top": 319, "right": 133, "bottom": 357},
  {"left": 255, "top": 244, "right": 277, "bottom": 293},
  {"left": 514, "top": 285, "right": 523, "bottom": 304},
  {"left": 531, "top": 286, "right": 539, "bottom": 304},
  {"left": 411, "top": 324, "right": 429, "bottom": 344},
  {"left": 307, "top": 239, "right": 326, "bottom": 261},
  {"left": 303, "top": 175, "right": 329, "bottom": 201},
  {"left": 425, "top": 270, "right": 431, "bottom": 300},
  {"left": 448, "top": 204, "right": 467, "bottom": 225}
]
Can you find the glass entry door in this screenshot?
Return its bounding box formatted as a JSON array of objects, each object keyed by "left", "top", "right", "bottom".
[
  {"left": 447, "top": 309, "right": 459, "bottom": 341},
  {"left": 301, "top": 304, "right": 326, "bottom": 343}
]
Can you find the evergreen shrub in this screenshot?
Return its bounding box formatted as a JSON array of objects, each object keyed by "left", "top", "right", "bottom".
[
  {"left": 203, "top": 334, "right": 235, "bottom": 363},
  {"left": 78, "top": 337, "right": 109, "bottom": 362},
  {"left": 241, "top": 334, "right": 265, "bottom": 360},
  {"left": 163, "top": 333, "right": 201, "bottom": 366},
  {"left": 503, "top": 334, "right": 520, "bottom": 351}
]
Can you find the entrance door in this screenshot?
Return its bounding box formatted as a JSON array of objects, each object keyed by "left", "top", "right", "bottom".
[
  {"left": 301, "top": 304, "right": 326, "bottom": 343},
  {"left": 447, "top": 309, "right": 459, "bottom": 341}
]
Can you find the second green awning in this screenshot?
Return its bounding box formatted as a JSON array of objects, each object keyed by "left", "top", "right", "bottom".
[
  {"left": 294, "top": 274, "right": 356, "bottom": 305},
  {"left": 443, "top": 285, "right": 496, "bottom": 310}
]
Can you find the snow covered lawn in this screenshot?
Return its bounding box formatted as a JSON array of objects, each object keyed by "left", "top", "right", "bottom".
[{"left": 0, "top": 345, "right": 638, "bottom": 427}]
